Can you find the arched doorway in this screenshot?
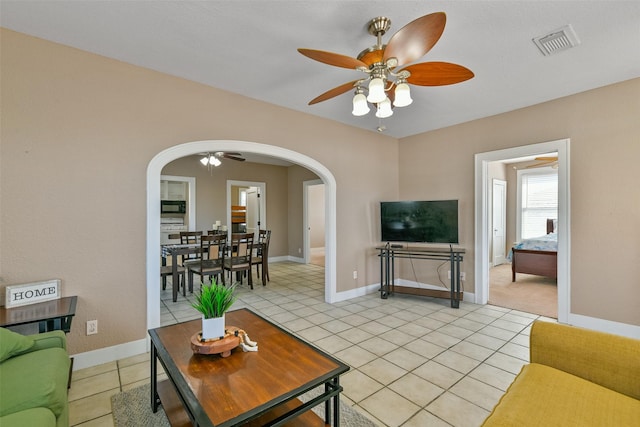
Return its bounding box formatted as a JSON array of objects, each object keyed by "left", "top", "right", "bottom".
[{"left": 146, "top": 140, "right": 337, "bottom": 331}]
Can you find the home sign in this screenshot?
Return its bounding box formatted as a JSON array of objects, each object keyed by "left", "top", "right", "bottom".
[{"left": 5, "top": 279, "right": 60, "bottom": 308}]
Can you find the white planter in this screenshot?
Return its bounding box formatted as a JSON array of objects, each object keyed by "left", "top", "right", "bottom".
[{"left": 201, "top": 314, "right": 225, "bottom": 340}]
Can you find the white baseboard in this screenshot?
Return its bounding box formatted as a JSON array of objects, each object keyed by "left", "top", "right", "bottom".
[
  {"left": 310, "top": 247, "right": 325, "bottom": 253},
  {"left": 567, "top": 313, "right": 640, "bottom": 339},
  {"left": 71, "top": 338, "right": 148, "bottom": 370},
  {"left": 334, "top": 283, "right": 380, "bottom": 302}
]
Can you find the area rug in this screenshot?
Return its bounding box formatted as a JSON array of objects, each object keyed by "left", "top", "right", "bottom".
[{"left": 111, "top": 383, "right": 378, "bottom": 427}]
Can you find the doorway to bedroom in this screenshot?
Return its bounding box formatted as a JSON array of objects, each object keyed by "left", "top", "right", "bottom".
[
  {"left": 487, "top": 155, "right": 559, "bottom": 318},
  {"left": 475, "top": 139, "right": 569, "bottom": 323}
]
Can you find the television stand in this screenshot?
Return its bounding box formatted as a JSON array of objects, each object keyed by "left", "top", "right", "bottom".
[{"left": 377, "top": 245, "right": 465, "bottom": 308}]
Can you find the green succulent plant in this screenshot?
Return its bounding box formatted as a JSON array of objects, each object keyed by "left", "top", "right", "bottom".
[{"left": 191, "top": 279, "right": 237, "bottom": 319}]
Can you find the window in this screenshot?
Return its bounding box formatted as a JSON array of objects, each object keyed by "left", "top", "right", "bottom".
[{"left": 517, "top": 168, "right": 558, "bottom": 239}]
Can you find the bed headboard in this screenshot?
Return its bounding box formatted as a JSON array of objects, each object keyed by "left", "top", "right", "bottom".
[{"left": 546, "top": 219, "right": 556, "bottom": 234}]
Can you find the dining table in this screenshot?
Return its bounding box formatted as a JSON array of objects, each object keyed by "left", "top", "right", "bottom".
[{"left": 161, "top": 241, "right": 268, "bottom": 302}]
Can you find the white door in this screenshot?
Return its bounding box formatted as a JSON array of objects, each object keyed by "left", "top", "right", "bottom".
[
  {"left": 492, "top": 179, "right": 507, "bottom": 266},
  {"left": 246, "top": 187, "right": 260, "bottom": 236}
]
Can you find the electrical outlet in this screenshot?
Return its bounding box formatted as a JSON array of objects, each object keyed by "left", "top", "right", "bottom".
[
  {"left": 298, "top": 248, "right": 302, "bottom": 254},
  {"left": 353, "top": 270, "right": 358, "bottom": 279},
  {"left": 87, "top": 320, "right": 98, "bottom": 335},
  {"left": 460, "top": 272, "right": 466, "bottom": 281}
]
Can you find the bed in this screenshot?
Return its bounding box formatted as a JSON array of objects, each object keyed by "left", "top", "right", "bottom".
[{"left": 510, "top": 219, "right": 557, "bottom": 282}]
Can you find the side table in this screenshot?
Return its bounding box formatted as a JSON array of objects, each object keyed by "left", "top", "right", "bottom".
[{"left": 0, "top": 295, "right": 77, "bottom": 333}]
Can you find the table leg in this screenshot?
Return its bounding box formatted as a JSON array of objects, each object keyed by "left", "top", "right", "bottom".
[
  {"left": 172, "top": 253, "right": 179, "bottom": 302},
  {"left": 151, "top": 344, "right": 160, "bottom": 412}
]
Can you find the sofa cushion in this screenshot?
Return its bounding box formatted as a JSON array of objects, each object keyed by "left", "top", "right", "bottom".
[
  {"left": 0, "top": 347, "right": 70, "bottom": 418},
  {"left": 482, "top": 363, "right": 640, "bottom": 426},
  {"left": 0, "top": 407, "right": 56, "bottom": 427},
  {"left": 0, "top": 327, "right": 34, "bottom": 362}
]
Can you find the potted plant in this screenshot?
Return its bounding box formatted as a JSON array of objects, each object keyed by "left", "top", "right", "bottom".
[{"left": 191, "top": 279, "right": 237, "bottom": 340}]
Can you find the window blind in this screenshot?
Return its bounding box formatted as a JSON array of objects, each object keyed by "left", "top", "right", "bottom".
[{"left": 521, "top": 171, "right": 558, "bottom": 238}]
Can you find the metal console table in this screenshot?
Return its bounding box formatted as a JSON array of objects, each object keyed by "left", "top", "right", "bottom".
[{"left": 377, "top": 245, "right": 465, "bottom": 308}]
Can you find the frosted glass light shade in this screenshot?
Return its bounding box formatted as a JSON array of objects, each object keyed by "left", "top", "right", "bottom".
[
  {"left": 352, "top": 93, "right": 370, "bottom": 116},
  {"left": 200, "top": 157, "right": 209, "bottom": 165},
  {"left": 209, "top": 156, "right": 221, "bottom": 167},
  {"left": 375, "top": 97, "right": 393, "bottom": 118},
  {"left": 393, "top": 82, "right": 413, "bottom": 107},
  {"left": 366, "top": 78, "right": 386, "bottom": 103}
]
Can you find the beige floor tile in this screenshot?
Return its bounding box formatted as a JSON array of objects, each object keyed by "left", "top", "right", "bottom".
[
  {"left": 468, "top": 363, "right": 516, "bottom": 392},
  {"left": 426, "top": 392, "right": 490, "bottom": 427},
  {"left": 463, "top": 332, "right": 507, "bottom": 351},
  {"left": 403, "top": 409, "right": 452, "bottom": 427},
  {"left": 296, "top": 325, "right": 333, "bottom": 342},
  {"left": 404, "top": 337, "right": 446, "bottom": 359},
  {"left": 358, "top": 321, "right": 393, "bottom": 335},
  {"left": 449, "top": 376, "right": 505, "bottom": 411},
  {"left": 433, "top": 349, "right": 482, "bottom": 375},
  {"left": 498, "top": 341, "right": 529, "bottom": 361},
  {"left": 340, "top": 369, "right": 384, "bottom": 403},
  {"left": 337, "top": 327, "right": 374, "bottom": 344},
  {"left": 118, "top": 361, "right": 150, "bottom": 385},
  {"left": 358, "top": 358, "right": 407, "bottom": 385},
  {"left": 69, "top": 370, "right": 120, "bottom": 402},
  {"left": 388, "top": 373, "right": 444, "bottom": 407},
  {"left": 485, "top": 352, "right": 528, "bottom": 375},
  {"left": 281, "top": 317, "right": 314, "bottom": 332},
  {"left": 314, "top": 334, "right": 352, "bottom": 353},
  {"left": 72, "top": 362, "right": 117, "bottom": 381},
  {"left": 334, "top": 345, "right": 378, "bottom": 368},
  {"left": 490, "top": 318, "right": 528, "bottom": 333},
  {"left": 379, "top": 329, "right": 415, "bottom": 346},
  {"left": 382, "top": 347, "right": 427, "bottom": 371},
  {"left": 69, "top": 388, "right": 119, "bottom": 426},
  {"left": 358, "top": 336, "right": 399, "bottom": 356},
  {"left": 359, "top": 387, "right": 420, "bottom": 427},
  {"left": 72, "top": 413, "right": 115, "bottom": 427},
  {"left": 117, "top": 352, "right": 149, "bottom": 368},
  {"left": 450, "top": 340, "right": 495, "bottom": 361},
  {"left": 423, "top": 330, "right": 461, "bottom": 349},
  {"left": 413, "top": 360, "right": 464, "bottom": 389}
]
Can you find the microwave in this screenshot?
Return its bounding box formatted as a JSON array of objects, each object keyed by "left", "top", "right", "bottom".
[{"left": 161, "top": 200, "right": 186, "bottom": 214}]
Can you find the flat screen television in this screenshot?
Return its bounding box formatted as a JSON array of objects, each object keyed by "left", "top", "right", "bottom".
[{"left": 380, "top": 200, "right": 459, "bottom": 244}]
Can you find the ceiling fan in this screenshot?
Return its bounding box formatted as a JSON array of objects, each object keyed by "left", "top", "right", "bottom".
[
  {"left": 199, "top": 152, "right": 245, "bottom": 167},
  {"left": 526, "top": 156, "right": 558, "bottom": 169},
  {"left": 298, "top": 12, "right": 474, "bottom": 118}
]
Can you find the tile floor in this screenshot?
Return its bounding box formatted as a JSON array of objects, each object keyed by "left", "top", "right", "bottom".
[{"left": 69, "top": 261, "right": 555, "bottom": 427}]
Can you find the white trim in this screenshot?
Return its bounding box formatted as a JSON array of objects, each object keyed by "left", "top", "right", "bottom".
[
  {"left": 474, "top": 139, "right": 570, "bottom": 324},
  {"left": 567, "top": 314, "right": 640, "bottom": 340},
  {"left": 147, "top": 141, "right": 338, "bottom": 335},
  {"left": 303, "top": 179, "right": 323, "bottom": 264},
  {"left": 71, "top": 338, "right": 147, "bottom": 371}
]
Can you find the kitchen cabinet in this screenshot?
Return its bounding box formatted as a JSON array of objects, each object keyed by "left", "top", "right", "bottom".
[{"left": 161, "top": 180, "right": 187, "bottom": 200}]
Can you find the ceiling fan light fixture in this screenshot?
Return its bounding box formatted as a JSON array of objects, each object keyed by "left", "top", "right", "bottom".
[
  {"left": 375, "top": 97, "right": 393, "bottom": 118},
  {"left": 200, "top": 156, "right": 209, "bottom": 165},
  {"left": 209, "top": 156, "right": 221, "bottom": 167},
  {"left": 393, "top": 82, "right": 413, "bottom": 107},
  {"left": 367, "top": 77, "right": 386, "bottom": 103},
  {"left": 352, "top": 92, "right": 370, "bottom": 116}
]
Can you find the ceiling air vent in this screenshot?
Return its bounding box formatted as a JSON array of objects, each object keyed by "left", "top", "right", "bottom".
[{"left": 533, "top": 24, "right": 580, "bottom": 56}]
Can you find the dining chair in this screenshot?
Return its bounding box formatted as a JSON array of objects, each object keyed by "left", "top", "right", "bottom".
[
  {"left": 251, "top": 229, "right": 271, "bottom": 286},
  {"left": 160, "top": 264, "right": 186, "bottom": 295},
  {"left": 222, "top": 232, "right": 254, "bottom": 289},
  {"left": 180, "top": 231, "right": 203, "bottom": 267},
  {"left": 186, "top": 234, "right": 227, "bottom": 293}
]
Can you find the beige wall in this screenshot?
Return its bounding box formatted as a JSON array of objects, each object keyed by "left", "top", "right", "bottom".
[
  {"left": 0, "top": 29, "right": 399, "bottom": 354},
  {"left": 399, "top": 78, "right": 640, "bottom": 326},
  {"left": 1, "top": 29, "right": 638, "bottom": 358}
]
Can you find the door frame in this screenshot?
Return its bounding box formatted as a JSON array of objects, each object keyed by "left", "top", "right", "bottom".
[
  {"left": 492, "top": 179, "right": 507, "bottom": 266},
  {"left": 303, "top": 179, "right": 324, "bottom": 264},
  {"left": 475, "top": 138, "right": 570, "bottom": 324},
  {"left": 227, "top": 180, "right": 265, "bottom": 235}
]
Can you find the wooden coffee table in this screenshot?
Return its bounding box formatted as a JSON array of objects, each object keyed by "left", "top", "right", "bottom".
[{"left": 149, "top": 308, "right": 349, "bottom": 426}]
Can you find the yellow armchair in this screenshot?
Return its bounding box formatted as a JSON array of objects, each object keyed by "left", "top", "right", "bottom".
[{"left": 482, "top": 321, "right": 640, "bottom": 426}]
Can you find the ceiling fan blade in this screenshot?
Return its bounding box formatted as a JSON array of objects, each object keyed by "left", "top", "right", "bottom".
[
  {"left": 527, "top": 161, "right": 558, "bottom": 169},
  {"left": 308, "top": 80, "right": 358, "bottom": 105},
  {"left": 383, "top": 12, "right": 446, "bottom": 66},
  {"left": 535, "top": 156, "right": 558, "bottom": 161},
  {"left": 404, "top": 62, "right": 474, "bottom": 86},
  {"left": 298, "top": 49, "right": 368, "bottom": 70}
]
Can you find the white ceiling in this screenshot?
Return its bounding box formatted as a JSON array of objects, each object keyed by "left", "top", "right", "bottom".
[{"left": 1, "top": 1, "right": 639, "bottom": 139}]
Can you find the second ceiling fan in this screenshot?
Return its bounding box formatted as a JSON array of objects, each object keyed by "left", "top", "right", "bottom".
[{"left": 298, "top": 12, "right": 474, "bottom": 118}]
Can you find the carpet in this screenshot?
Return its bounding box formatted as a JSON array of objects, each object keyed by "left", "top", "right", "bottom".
[
  {"left": 489, "top": 263, "right": 557, "bottom": 318},
  {"left": 111, "top": 383, "right": 378, "bottom": 427}
]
